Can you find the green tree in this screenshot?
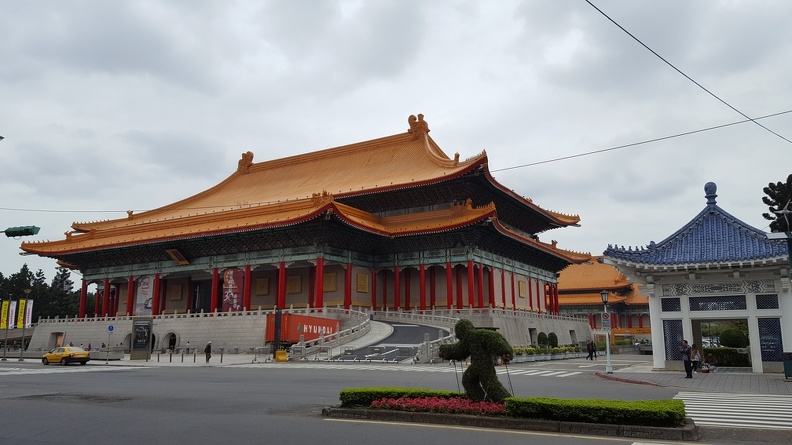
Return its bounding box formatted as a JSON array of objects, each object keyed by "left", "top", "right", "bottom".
[
  {"left": 548, "top": 332, "right": 559, "bottom": 348},
  {"left": 719, "top": 328, "right": 748, "bottom": 348},
  {"left": 762, "top": 173, "right": 792, "bottom": 232},
  {"left": 537, "top": 332, "right": 548, "bottom": 347}
]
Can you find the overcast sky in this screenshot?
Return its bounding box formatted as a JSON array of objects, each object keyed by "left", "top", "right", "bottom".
[{"left": 2, "top": 1, "right": 791, "bottom": 282}]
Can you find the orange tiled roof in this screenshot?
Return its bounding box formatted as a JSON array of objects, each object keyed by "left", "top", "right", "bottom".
[
  {"left": 23, "top": 115, "right": 584, "bottom": 258},
  {"left": 557, "top": 256, "right": 632, "bottom": 291},
  {"left": 560, "top": 293, "right": 628, "bottom": 306}
]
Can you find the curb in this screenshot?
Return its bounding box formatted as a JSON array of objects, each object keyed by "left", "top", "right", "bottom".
[
  {"left": 594, "top": 372, "right": 664, "bottom": 386},
  {"left": 322, "top": 407, "right": 698, "bottom": 441}
]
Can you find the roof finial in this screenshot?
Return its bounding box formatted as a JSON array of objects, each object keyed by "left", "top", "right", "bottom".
[
  {"left": 237, "top": 151, "right": 254, "bottom": 174},
  {"left": 704, "top": 182, "right": 717, "bottom": 205},
  {"left": 407, "top": 114, "right": 430, "bottom": 140}
]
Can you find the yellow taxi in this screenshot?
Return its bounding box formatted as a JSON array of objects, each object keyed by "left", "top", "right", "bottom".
[{"left": 42, "top": 346, "right": 90, "bottom": 366}]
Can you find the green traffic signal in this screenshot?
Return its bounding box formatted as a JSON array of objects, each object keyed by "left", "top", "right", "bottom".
[{"left": 3, "top": 226, "right": 41, "bottom": 237}]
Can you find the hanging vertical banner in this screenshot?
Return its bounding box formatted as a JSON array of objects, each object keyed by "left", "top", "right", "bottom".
[
  {"left": 16, "top": 299, "right": 26, "bottom": 329},
  {"left": 0, "top": 301, "right": 8, "bottom": 330},
  {"left": 7, "top": 301, "right": 16, "bottom": 329},
  {"left": 135, "top": 276, "right": 154, "bottom": 316},
  {"left": 222, "top": 268, "right": 243, "bottom": 312},
  {"left": 25, "top": 300, "right": 34, "bottom": 328}
]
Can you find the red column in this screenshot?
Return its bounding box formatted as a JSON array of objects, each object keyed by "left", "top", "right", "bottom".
[
  {"left": 126, "top": 276, "right": 134, "bottom": 316},
  {"left": 429, "top": 267, "right": 436, "bottom": 308},
  {"left": 455, "top": 265, "right": 464, "bottom": 309},
  {"left": 476, "top": 264, "right": 484, "bottom": 308},
  {"left": 370, "top": 269, "right": 377, "bottom": 309},
  {"left": 638, "top": 314, "right": 644, "bottom": 328},
  {"left": 102, "top": 278, "right": 110, "bottom": 316},
  {"left": 210, "top": 268, "right": 219, "bottom": 312},
  {"left": 381, "top": 271, "right": 387, "bottom": 310},
  {"left": 445, "top": 262, "right": 453, "bottom": 309},
  {"left": 342, "top": 263, "right": 352, "bottom": 309},
  {"left": 393, "top": 266, "right": 401, "bottom": 310},
  {"left": 510, "top": 271, "right": 516, "bottom": 310},
  {"left": 344, "top": 263, "right": 352, "bottom": 310},
  {"left": 527, "top": 277, "right": 534, "bottom": 311},
  {"left": 243, "top": 265, "right": 252, "bottom": 311},
  {"left": 627, "top": 313, "right": 633, "bottom": 328},
  {"left": 79, "top": 280, "right": 88, "bottom": 318},
  {"left": 315, "top": 257, "right": 324, "bottom": 309},
  {"left": 152, "top": 273, "right": 161, "bottom": 316},
  {"left": 536, "top": 279, "right": 542, "bottom": 313},
  {"left": 277, "top": 261, "right": 286, "bottom": 308},
  {"left": 500, "top": 268, "right": 506, "bottom": 308},
  {"left": 466, "top": 260, "right": 475, "bottom": 308},
  {"left": 488, "top": 267, "right": 495, "bottom": 308},
  {"left": 404, "top": 269, "right": 411, "bottom": 310},
  {"left": 419, "top": 264, "right": 426, "bottom": 311}
]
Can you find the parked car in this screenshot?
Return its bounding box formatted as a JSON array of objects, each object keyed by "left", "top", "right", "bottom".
[{"left": 42, "top": 346, "right": 90, "bottom": 365}]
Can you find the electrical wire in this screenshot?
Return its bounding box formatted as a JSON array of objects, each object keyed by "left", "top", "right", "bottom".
[{"left": 585, "top": 0, "right": 792, "bottom": 145}]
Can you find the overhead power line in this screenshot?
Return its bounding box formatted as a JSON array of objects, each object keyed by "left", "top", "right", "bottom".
[
  {"left": 586, "top": 0, "right": 792, "bottom": 145},
  {"left": 491, "top": 109, "right": 792, "bottom": 173}
]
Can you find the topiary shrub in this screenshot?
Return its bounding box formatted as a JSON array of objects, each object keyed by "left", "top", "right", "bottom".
[
  {"left": 719, "top": 329, "right": 748, "bottom": 348},
  {"left": 548, "top": 332, "right": 559, "bottom": 348},
  {"left": 537, "top": 332, "right": 548, "bottom": 347},
  {"left": 439, "top": 319, "right": 514, "bottom": 403}
]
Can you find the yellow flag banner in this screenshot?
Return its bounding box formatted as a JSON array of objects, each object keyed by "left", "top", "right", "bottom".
[
  {"left": 0, "top": 301, "right": 8, "bottom": 330},
  {"left": 16, "top": 299, "right": 26, "bottom": 329}
]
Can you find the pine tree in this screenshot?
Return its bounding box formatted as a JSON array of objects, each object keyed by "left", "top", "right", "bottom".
[{"left": 762, "top": 173, "right": 792, "bottom": 232}]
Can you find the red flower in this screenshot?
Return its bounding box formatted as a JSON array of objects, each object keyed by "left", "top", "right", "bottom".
[{"left": 370, "top": 397, "right": 505, "bottom": 416}]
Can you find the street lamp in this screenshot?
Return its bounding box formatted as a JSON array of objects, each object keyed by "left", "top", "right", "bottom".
[
  {"left": 18, "top": 289, "right": 31, "bottom": 361},
  {"left": 600, "top": 290, "right": 613, "bottom": 374}
]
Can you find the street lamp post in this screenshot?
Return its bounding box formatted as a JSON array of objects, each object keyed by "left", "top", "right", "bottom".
[
  {"left": 600, "top": 290, "right": 613, "bottom": 374},
  {"left": 18, "top": 289, "right": 31, "bottom": 361}
]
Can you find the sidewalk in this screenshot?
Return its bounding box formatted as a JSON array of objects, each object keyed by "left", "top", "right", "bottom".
[
  {"left": 103, "top": 321, "right": 395, "bottom": 367},
  {"left": 599, "top": 361, "right": 792, "bottom": 395}
]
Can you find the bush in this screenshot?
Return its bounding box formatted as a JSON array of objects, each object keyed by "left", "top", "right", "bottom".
[
  {"left": 719, "top": 329, "right": 748, "bottom": 348},
  {"left": 702, "top": 347, "right": 750, "bottom": 367},
  {"left": 537, "top": 332, "right": 548, "bottom": 347},
  {"left": 505, "top": 397, "right": 686, "bottom": 427},
  {"left": 548, "top": 332, "right": 559, "bottom": 348}
]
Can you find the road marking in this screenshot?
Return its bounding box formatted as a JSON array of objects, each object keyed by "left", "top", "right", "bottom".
[
  {"left": 237, "top": 362, "right": 582, "bottom": 378},
  {"left": 675, "top": 391, "right": 792, "bottom": 430},
  {"left": 0, "top": 366, "right": 145, "bottom": 376}
]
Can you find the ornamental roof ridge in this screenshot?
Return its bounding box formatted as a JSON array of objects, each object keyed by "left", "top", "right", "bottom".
[{"left": 603, "top": 182, "right": 788, "bottom": 265}]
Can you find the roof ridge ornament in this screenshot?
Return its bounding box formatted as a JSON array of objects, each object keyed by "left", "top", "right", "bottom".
[
  {"left": 237, "top": 151, "right": 254, "bottom": 174},
  {"left": 704, "top": 181, "right": 717, "bottom": 206},
  {"left": 407, "top": 113, "right": 430, "bottom": 140}
]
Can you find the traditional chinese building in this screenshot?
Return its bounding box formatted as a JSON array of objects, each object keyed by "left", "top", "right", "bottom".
[
  {"left": 603, "top": 182, "right": 790, "bottom": 373},
  {"left": 23, "top": 115, "right": 592, "bottom": 350},
  {"left": 557, "top": 256, "right": 650, "bottom": 341}
]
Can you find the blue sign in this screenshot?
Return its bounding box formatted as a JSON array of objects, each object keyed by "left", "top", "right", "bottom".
[{"left": 108, "top": 325, "right": 114, "bottom": 333}]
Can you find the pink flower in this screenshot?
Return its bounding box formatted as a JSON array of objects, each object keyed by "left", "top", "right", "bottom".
[{"left": 370, "top": 397, "right": 505, "bottom": 416}]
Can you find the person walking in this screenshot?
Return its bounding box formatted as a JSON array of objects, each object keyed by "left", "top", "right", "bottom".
[
  {"left": 185, "top": 341, "right": 191, "bottom": 354},
  {"left": 680, "top": 340, "right": 693, "bottom": 378},
  {"left": 691, "top": 343, "right": 701, "bottom": 373},
  {"left": 586, "top": 341, "right": 594, "bottom": 360},
  {"left": 204, "top": 341, "right": 212, "bottom": 363}
]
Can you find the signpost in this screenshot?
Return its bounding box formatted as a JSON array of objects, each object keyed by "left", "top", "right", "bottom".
[{"left": 106, "top": 325, "right": 114, "bottom": 364}]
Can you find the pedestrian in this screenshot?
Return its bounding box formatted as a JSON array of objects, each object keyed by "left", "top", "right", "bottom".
[
  {"left": 586, "top": 341, "right": 594, "bottom": 360},
  {"left": 691, "top": 343, "right": 700, "bottom": 373},
  {"left": 87, "top": 342, "right": 92, "bottom": 351},
  {"left": 592, "top": 341, "right": 598, "bottom": 360},
  {"left": 185, "top": 341, "right": 191, "bottom": 354},
  {"left": 204, "top": 341, "right": 212, "bottom": 363},
  {"left": 680, "top": 340, "right": 693, "bottom": 378}
]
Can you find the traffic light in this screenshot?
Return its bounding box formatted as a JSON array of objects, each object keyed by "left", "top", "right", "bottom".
[{"left": 3, "top": 226, "right": 41, "bottom": 237}]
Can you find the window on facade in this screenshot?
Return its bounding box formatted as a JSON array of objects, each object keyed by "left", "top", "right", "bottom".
[
  {"left": 755, "top": 294, "right": 779, "bottom": 310},
  {"left": 661, "top": 298, "right": 681, "bottom": 312},
  {"left": 689, "top": 295, "right": 746, "bottom": 311},
  {"left": 663, "top": 319, "right": 684, "bottom": 361},
  {"left": 758, "top": 318, "right": 784, "bottom": 362}
]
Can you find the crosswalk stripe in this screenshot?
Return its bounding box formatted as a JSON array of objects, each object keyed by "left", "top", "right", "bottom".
[
  {"left": 237, "top": 362, "right": 581, "bottom": 378},
  {"left": 675, "top": 391, "right": 792, "bottom": 430}
]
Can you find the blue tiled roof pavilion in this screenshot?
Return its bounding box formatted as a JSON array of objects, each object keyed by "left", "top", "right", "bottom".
[{"left": 604, "top": 182, "right": 788, "bottom": 266}]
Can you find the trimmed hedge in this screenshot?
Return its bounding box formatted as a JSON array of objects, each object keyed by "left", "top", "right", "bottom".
[
  {"left": 340, "top": 387, "right": 462, "bottom": 407},
  {"left": 505, "top": 397, "right": 686, "bottom": 427},
  {"left": 338, "top": 388, "right": 687, "bottom": 428}
]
